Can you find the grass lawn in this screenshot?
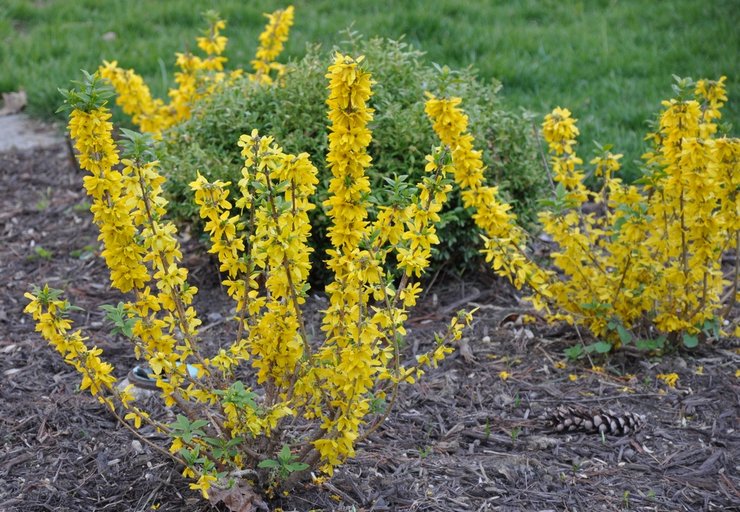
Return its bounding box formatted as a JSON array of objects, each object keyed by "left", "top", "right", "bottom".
[{"left": 1, "top": 0, "right": 737, "bottom": 178}]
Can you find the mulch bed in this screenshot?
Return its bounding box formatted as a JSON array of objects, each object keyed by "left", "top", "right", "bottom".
[{"left": 0, "top": 144, "right": 738, "bottom": 511}]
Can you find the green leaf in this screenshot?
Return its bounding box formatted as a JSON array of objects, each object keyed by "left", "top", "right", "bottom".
[
  {"left": 179, "top": 447, "right": 200, "bottom": 465},
  {"left": 169, "top": 415, "right": 207, "bottom": 443},
  {"left": 564, "top": 345, "right": 584, "bottom": 360},
  {"left": 33, "top": 246, "right": 53, "bottom": 259},
  {"left": 635, "top": 335, "right": 666, "bottom": 352},
  {"left": 285, "top": 462, "right": 309, "bottom": 472},
  {"left": 277, "top": 444, "right": 292, "bottom": 462},
  {"left": 682, "top": 333, "right": 699, "bottom": 348},
  {"left": 170, "top": 414, "right": 191, "bottom": 432},
  {"left": 701, "top": 318, "right": 720, "bottom": 338},
  {"left": 635, "top": 338, "right": 656, "bottom": 351},
  {"left": 258, "top": 459, "right": 279, "bottom": 469},
  {"left": 369, "top": 393, "right": 387, "bottom": 414},
  {"left": 592, "top": 341, "right": 613, "bottom": 354},
  {"left": 100, "top": 302, "right": 136, "bottom": 338},
  {"left": 616, "top": 324, "right": 632, "bottom": 345}
]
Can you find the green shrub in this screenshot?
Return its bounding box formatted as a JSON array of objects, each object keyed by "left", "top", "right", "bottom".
[{"left": 160, "top": 35, "right": 545, "bottom": 280}]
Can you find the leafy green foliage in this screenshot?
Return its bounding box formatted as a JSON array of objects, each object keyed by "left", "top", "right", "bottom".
[
  {"left": 214, "top": 381, "right": 262, "bottom": 413},
  {"left": 258, "top": 445, "right": 309, "bottom": 480},
  {"left": 31, "top": 246, "right": 53, "bottom": 260},
  {"left": 160, "top": 36, "right": 545, "bottom": 281},
  {"left": 57, "top": 70, "right": 114, "bottom": 112},
  {"left": 100, "top": 302, "right": 136, "bottom": 338},
  {"left": 169, "top": 414, "right": 208, "bottom": 444}
]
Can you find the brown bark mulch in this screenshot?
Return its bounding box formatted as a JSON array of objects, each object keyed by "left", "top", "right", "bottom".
[{"left": 0, "top": 145, "right": 738, "bottom": 511}]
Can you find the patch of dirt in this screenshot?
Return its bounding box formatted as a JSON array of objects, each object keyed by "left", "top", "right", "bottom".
[{"left": 0, "top": 145, "right": 738, "bottom": 511}]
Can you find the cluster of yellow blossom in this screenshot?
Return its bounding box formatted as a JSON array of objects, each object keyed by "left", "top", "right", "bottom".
[
  {"left": 394, "top": 146, "right": 451, "bottom": 277},
  {"left": 249, "top": 6, "right": 295, "bottom": 85},
  {"left": 441, "top": 76, "right": 737, "bottom": 344},
  {"left": 537, "top": 107, "right": 645, "bottom": 337},
  {"left": 31, "top": 82, "right": 220, "bottom": 490},
  {"left": 536, "top": 78, "right": 738, "bottom": 340},
  {"left": 186, "top": 54, "right": 467, "bottom": 479},
  {"left": 99, "top": 14, "right": 228, "bottom": 137},
  {"left": 542, "top": 107, "right": 588, "bottom": 203},
  {"left": 24, "top": 286, "right": 116, "bottom": 403},
  {"left": 67, "top": 107, "right": 147, "bottom": 293},
  {"left": 308, "top": 53, "right": 381, "bottom": 472},
  {"left": 67, "top": 92, "right": 202, "bottom": 397},
  {"left": 58, "top": 78, "right": 235, "bottom": 493},
  {"left": 641, "top": 76, "right": 738, "bottom": 335},
  {"left": 256, "top": 55, "right": 461, "bottom": 475},
  {"left": 191, "top": 129, "right": 318, "bottom": 395},
  {"left": 100, "top": 8, "right": 294, "bottom": 137},
  {"left": 424, "top": 94, "right": 551, "bottom": 305},
  {"left": 122, "top": 157, "right": 203, "bottom": 400},
  {"left": 24, "top": 285, "right": 160, "bottom": 453},
  {"left": 97, "top": 63, "right": 170, "bottom": 134}
]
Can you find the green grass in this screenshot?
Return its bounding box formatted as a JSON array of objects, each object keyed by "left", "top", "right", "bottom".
[{"left": 1, "top": 0, "right": 737, "bottom": 177}]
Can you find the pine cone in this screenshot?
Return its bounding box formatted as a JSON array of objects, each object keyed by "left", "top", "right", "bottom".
[{"left": 546, "top": 405, "right": 644, "bottom": 436}]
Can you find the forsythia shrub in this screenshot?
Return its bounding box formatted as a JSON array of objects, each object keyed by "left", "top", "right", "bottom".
[
  {"left": 98, "top": 7, "right": 294, "bottom": 139},
  {"left": 427, "top": 76, "right": 738, "bottom": 354},
  {"left": 27, "top": 54, "right": 476, "bottom": 500},
  {"left": 154, "top": 35, "right": 545, "bottom": 280},
  {"left": 94, "top": 6, "right": 544, "bottom": 281}
]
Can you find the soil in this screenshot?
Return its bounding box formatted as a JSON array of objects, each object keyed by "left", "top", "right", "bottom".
[{"left": 0, "top": 143, "right": 738, "bottom": 512}]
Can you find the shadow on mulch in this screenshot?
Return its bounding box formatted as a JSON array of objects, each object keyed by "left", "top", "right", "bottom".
[{"left": 0, "top": 145, "right": 738, "bottom": 511}]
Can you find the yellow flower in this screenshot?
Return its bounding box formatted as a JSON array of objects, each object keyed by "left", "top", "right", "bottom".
[
  {"left": 499, "top": 370, "right": 511, "bottom": 381},
  {"left": 568, "top": 374, "right": 578, "bottom": 382},
  {"left": 189, "top": 473, "right": 218, "bottom": 499},
  {"left": 657, "top": 373, "right": 679, "bottom": 388},
  {"left": 125, "top": 410, "right": 149, "bottom": 429},
  {"left": 399, "top": 282, "right": 423, "bottom": 308},
  {"left": 542, "top": 107, "right": 580, "bottom": 155},
  {"left": 249, "top": 6, "right": 294, "bottom": 84}
]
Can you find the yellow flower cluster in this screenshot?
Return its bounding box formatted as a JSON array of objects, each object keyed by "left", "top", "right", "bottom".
[
  {"left": 24, "top": 286, "right": 116, "bottom": 403},
  {"left": 640, "top": 76, "right": 738, "bottom": 335},
  {"left": 542, "top": 107, "right": 588, "bottom": 203},
  {"left": 57, "top": 90, "right": 243, "bottom": 495},
  {"left": 308, "top": 53, "right": 380, "bottom": 472},
  {"left": 656, "top": 372, "right": 679, "bottom": 388},
  {"left": 99, "top": 14, "right": 228, "bottom": 137},
  {"left": 192, "top": 129, "right": 318, "bottom": 392},
  {"left": 98, "top": 62, "right": 170, "bottom": 135},
  {"left": 538, "top": 108, "right": 638, "bottom": 336},
  {"left": 249, "top": 6, "right": 295, "bottom": 85},
  {"left": 100, "top": 7, "right": 294, "bottom": 137},
  {"left": 123, "top": 157, "right": 202, "bottom": 396},
  {"left": 196, "top": 15, "right": 228, "bottom": 56},
  {"left": 443, "top": 76, "right": 737, "bottom": 344},
  {"left": 536, "top": 79, "right": 739, "bottom": 340},
  {"left": 68, "top": 96, "right": 207, "bottom": 406},
  {"left": 67, "top": 107, "right": 148, "bottom": 293},
  {"left": 424, "top": 94, "right": 550, "bottom": 302},
  {"left": 300, "top": 56, "right": 470, "bottom": 475}
]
